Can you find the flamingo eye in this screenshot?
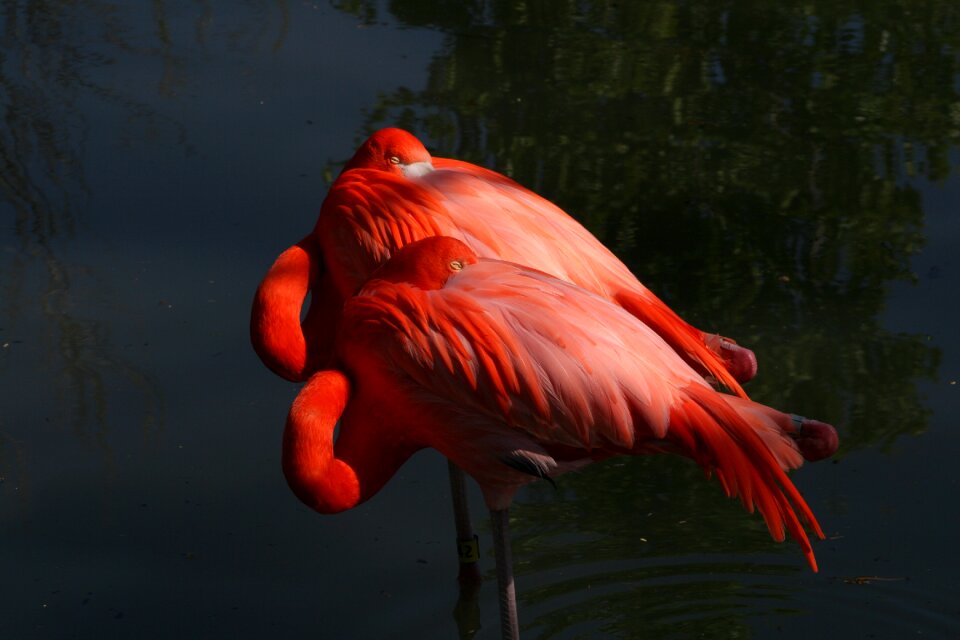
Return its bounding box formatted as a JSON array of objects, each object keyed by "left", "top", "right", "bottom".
[
  {"left": 449, "top": 260, "right": 464, "bottom": 271},
  {"left": 388, "top": 155, "right": 401, "bottom": 165}
]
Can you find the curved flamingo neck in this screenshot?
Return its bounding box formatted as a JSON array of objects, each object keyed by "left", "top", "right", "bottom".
[
  {"left": 282, "top": 370, "right": 418, "bottom": 514},
  {"left": 251, "top": 237, "right": 340, "bottom": 381}
]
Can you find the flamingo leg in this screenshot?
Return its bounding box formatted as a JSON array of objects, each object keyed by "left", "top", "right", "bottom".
[
  {"left": 447, "top": 462, "right": 483, "bottom": 638},
  {"left": 490, "top": 508, "right": 519, "bottom": 640},
  {"left": 448, "top": 461, "right": 482, "bottom": 585}
]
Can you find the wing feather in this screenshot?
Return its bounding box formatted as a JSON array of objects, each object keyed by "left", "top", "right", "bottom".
[
  {"left": 425, "top": 162, "right": 632, "bottom": 295},
  {"left": 319, "top": 161, "right": 745, "bottom": 398},
  {"left": 338, "top": 248, "right": 821, "bottom": 569},
  {"left": 343, "top": 259, "right": 692, "bottom": 451}
]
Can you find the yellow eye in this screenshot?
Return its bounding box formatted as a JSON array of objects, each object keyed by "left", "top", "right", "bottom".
[
  {"left": 449, "top": 260, "right": 464, "bottom": 271},
  {"left": 388, "top": 156, "right": 401, "bottom": 164}
]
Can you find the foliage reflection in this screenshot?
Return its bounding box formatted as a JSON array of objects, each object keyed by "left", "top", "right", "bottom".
[
  {"left": 0, "top": 1, "right": 289, "bottom": 501},
  {"left": 337, "top": 0, "right": 953, "bottom": 450},
  {"left": 335, "top": 1, "right": 955, "bottom": 635}
]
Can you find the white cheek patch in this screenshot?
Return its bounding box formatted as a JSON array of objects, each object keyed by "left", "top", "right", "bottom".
[{"left": 401, "top": 161, "right": 435, "bottom": 178}]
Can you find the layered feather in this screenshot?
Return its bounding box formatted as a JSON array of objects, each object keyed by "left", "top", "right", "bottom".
[
  {"left": 338, "top": 255, "right": 821, "bottom": 567},
  {"left": 318, "top": 157, "right": 748, "bottom": 397}
]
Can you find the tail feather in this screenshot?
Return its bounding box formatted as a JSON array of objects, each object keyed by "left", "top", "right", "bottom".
[
  {"left": 720, "top": 396, "right": 805, "bottom": 471},
  {"left": 616, "top": 291, "right": 749, "bottom": 399},
  {"left": 667, "top": 384, "right": 825, "bottom": 571}
]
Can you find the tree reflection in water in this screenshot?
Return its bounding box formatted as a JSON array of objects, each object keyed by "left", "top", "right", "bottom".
[
  {"left": 0, "top": 1, "right": 290, "bottom": 511},
  {"left": 0, "top": 1, "right": 953, "bottom": 637},
  {"left": 333, "top": 1, "right": 953, "bottom": 635},
  {"left": 336, "top": 0, "right": 952, "bottom": 449}
]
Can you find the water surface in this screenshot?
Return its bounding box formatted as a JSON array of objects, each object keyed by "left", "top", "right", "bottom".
[{"left": 1, "top": 2, "right": 958, "bottom": 638}]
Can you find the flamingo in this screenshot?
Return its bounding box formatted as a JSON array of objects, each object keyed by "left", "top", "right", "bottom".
[
  {"left": 251, "top": 127, "right": 757, "bottom": 396},
  {"left": 251, "top": 128, "right": 762, "bottom": 583},
  {"left": 281, "top": 236, "right": 837, "bottom": 640}
]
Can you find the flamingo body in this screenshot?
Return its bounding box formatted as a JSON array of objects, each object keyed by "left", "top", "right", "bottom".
[
  {"left": 283, "top": 237, "right": 832, "bottom": 572},
  {"left": 252, "top": 128, "right": 757, "bottom": 394}
]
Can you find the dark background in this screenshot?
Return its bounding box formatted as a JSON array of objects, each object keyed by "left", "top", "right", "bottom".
[{"left": 1, "top": 2, "right": 958, "bottom": 638}]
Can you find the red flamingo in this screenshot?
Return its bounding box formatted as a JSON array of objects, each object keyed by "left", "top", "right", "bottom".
[
  {"left": 281, "top": 236, "right": 837, "bottom": 640},
  {"left": 251, "top": 128, "right": 763, "bottom": 583},
  {"left": 251, "top": 128, "right": 757, "bottom": 396}
]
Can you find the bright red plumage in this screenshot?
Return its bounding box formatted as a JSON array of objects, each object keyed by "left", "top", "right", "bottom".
[
  {"left": 283, "top": 237, "right": 832, "bottom": 571},
  {"left": 252, "top": 128, "right": 757, "bottom": 394}
]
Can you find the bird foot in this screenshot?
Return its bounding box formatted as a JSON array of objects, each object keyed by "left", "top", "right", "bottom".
[
  {"left": 706, "top": 335, "right": 758, "bottom": 383},
  {"left": 789, "top": 415, "right": 839, "bottom": 461}
]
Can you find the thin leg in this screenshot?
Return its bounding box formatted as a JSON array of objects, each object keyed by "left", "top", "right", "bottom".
[
  {"left": 448, "top": 460, "right": 481, "bottom": 585},
  {"left": 490, "top": 508, "right": 519, "bottom": 640}
]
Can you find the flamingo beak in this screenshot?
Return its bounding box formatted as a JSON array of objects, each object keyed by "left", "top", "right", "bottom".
[{"left": 401, "top": 161, "right": 434, "bottom": 178}]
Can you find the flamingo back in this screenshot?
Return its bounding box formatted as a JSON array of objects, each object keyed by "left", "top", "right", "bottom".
[{"left": 336, "top": 248, "right": 821, "bottom": 569}]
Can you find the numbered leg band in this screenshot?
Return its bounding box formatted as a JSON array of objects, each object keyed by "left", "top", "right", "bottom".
[{"left": 457, "top": 535, "right": 480, "bottom": 564}]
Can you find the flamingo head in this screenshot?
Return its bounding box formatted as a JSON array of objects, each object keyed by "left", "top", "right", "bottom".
[
  {"left": 343, "top": 128, "right": 434, "bottom": 177},
  {"left": 366, "top": 236, "right": 478, "bottom": 291}
]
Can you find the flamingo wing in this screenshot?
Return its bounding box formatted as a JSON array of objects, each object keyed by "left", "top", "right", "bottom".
[
  {"left": 427, "top": 158, "right": 637, "bottom": 295},
  {"left": 425, "top": 160, "right": 752, "bottom": 395},
  {"left": 343, "top": 258, "right": 683, "bottom": 452},
  {"left": 316, "top": 169, "right": 465, "bottom": 295},
  {"left": 319, "top": 161, "right": 749, "bottom": 396},
  {"left": 339, "top": 254, "right": 821, "bottom": 568}
]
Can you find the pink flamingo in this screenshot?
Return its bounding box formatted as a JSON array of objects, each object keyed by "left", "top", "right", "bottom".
[
  {"left": 252, "top": 128, "right": 757, "bottom": 396},
  {"left": 281, "top": 236, "right": 837, "bottom": 640},
  {"left": 251, "top": 128, "right": 763, "bottom": 582}
]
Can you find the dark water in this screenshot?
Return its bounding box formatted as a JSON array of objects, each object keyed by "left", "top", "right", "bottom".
[{"left": 1, "top": 2, "right": 958, "bottom": 638}]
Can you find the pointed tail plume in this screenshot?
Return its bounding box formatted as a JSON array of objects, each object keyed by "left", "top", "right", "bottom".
[
  {"left": 616, "top": 291, "right": 755, "bottom": 398},
  {"left": 666, "top": 384, "right": 829, "bottom": 571}
]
